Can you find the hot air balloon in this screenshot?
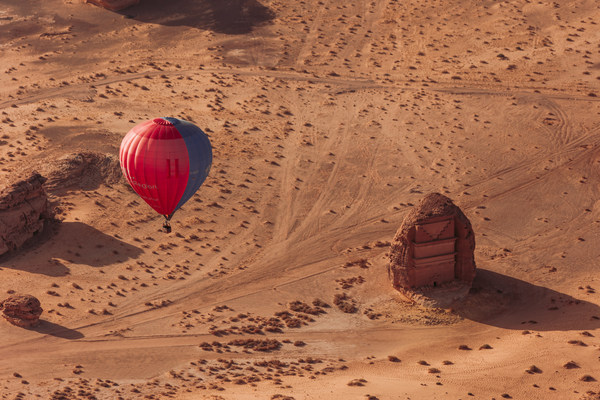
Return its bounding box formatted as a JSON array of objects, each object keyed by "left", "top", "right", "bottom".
[{"left": 119, "top": 117, "right": 212, "bottom": 232}]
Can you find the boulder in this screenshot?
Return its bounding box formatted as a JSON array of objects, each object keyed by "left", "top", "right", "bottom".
[
  {"left": 0, "top": 295, "right": 43, "bottom": 328},
  {"left": 388, "top": 193, "right": 476, "bottom": 294},
  {"left": 0, "top": 173, "right": 52, "bottom": 256}
]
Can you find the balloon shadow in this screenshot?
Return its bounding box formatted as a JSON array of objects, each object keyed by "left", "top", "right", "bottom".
[
  {"left": 119, "top": 0, "right": 275, "bottom": 34},
  {"left": 0, "top": 221, "right": 143, "bottom": 276},
  {"left": 454, "top": 269, "right": 600, "bottom": 332},
  {"left": 33, "top": 320, "right": 84, "bottom": 340}
]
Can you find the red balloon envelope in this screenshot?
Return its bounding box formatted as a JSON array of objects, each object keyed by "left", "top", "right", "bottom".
[{"left": 119, "top": 117, "right": 212, "bottom": 223}]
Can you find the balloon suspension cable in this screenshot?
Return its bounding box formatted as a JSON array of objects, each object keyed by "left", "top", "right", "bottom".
[{"left": 162, "top": 214, "right": 172, "bottom": 233}]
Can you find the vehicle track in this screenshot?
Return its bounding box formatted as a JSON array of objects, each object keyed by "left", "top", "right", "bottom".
[{"left": 3, "top": 66, "right": 599, "bottom": 113}]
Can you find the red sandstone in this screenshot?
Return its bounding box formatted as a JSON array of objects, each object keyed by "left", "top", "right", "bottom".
[{"left": 388, "top": 193, "right": 476, "bottom": 291}]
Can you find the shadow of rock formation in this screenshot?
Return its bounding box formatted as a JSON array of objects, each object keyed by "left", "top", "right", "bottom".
[
  {"left": 119, "top": 0, "right": 275, "bottom": 34},
  {"left": 454, "top": 269, "right": 600, "bottom": 332},
  {"left": 46, "top": 221, "right": 143, "bottom": 267},
  {"left": 34, "top": 320, "right": 84, "bottom": 340},
  {"left": 1, "top": 221, "right": 142, "bottom": 276}
]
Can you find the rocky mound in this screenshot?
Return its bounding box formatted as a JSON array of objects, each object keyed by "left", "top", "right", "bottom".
[
  {"left": 43, "top": 152, "right": 122, "bottom": 193},
  {"left": 0, "top": 173, "right": 52, "bottom": 256},
  {"left": 0, "top": 295, "right": 43, "bottom": 328}
]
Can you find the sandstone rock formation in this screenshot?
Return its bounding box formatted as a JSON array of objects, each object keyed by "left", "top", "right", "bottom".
[
  {"left": 86, "top": 0, "right": 140, "bottom": 11},
  {"left": 0, "top": 173, "right": 52, "bottom": 256},
  {"left": 43, "top": 152, "right": 122, "bottom": 193},
  {"left": 389, "top": 193, "right": 476, "bottom": 295},
  {"left": 0, "top": 295, "right": 43, "bottom": 328}
]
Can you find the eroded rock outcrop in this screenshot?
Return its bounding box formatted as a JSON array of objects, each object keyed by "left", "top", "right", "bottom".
[
  {"left": 0, "top": 295, "right": 43, "bottom": 328},
  {"left": 389, "top": 193, "right": 476, "bottom": 298},
  {"left": 86, "top": 0, "right": 140, "bottom": 11},
  {"left": 44, "top": 152, "right": 122, "bottom": 193},
  {"left": 0, "top": 173, "right": 52, "bottom": 256}
]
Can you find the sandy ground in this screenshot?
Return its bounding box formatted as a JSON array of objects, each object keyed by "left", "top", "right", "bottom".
[{"left": 0, "top": 0, "right": 599, "bottom": 398}]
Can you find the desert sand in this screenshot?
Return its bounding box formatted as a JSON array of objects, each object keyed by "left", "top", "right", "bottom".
[{"left": 0, "top": 0, "right": 599, "bottom": 398}]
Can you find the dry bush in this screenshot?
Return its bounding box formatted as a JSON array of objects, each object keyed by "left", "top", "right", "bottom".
[
  {"left": 312, "top": 298, "right": 330, "bottom": 308},
  {"left": 526, "top": 365, "right": 542, "bottom": 374},
  {"left": 289, "top": 300, "right": 325, "bottom": 315},
  {"left": 564, "top": 361, "right": 580, "bottom": 369},
  {"left": 347, "top": 378, "right": 367, "bottom": 386},
  {"left": 333, "top": 293, "right": 358, "bottom": 313},
  {"left": 227, "top": 338, "right": 281, "bottom": 352}
]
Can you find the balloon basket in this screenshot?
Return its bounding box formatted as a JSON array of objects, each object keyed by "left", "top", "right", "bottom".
[{"left": 162, "top": 220, "right": 172, "bottom": 233}]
